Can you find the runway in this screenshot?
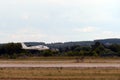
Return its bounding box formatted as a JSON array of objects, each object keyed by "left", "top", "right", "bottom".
[{"left": 0, "top": 63, "right": 119, "bottom": 68}]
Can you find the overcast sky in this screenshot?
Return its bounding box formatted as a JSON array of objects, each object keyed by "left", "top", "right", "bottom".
[{"left": 0, "top": 0, "right": 120, "bottom": 43}]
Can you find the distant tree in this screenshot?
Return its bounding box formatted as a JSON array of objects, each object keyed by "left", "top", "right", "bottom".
[
  {"left": 65, "top": 51, "right": 74, "bottom": 56},
  {"left": 90, "top": 42, "right": 106, "bottom": 56},
  {"left": 108, "top": 44, "right": 120, "bottom": 52},
  {"left": 42, "top": 50, "right": 53, "bottom": 57}
]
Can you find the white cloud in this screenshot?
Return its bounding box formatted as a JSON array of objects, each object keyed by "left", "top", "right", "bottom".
[
  {"left": 21, "top": 13, "right": 30, "bottom": 20},
  {"left": 0, "top": 0, "right": 119, "bottom": 43},
  {"left": 74, "top": 26, "right": 98, "bottom": 33},
  {"left": 94, "top": 31, "right": 120, "bottom": 39},
  {"left": 8, "top": 27, "right": 47, "bottom": 42},
  {"left": 1, "top": 0, "right": 116, "bottom": 6},
  {"left": 21, "top": 15, "right": 29, "bottom": 20},
  {"left": 35, "top": 0, "right": 117, "bottom": 5},
  {"left": 11, "top": 34, "right": 46, "bottom": 42}
]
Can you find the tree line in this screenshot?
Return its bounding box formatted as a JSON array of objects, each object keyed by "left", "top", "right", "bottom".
[{"left": 0, "top": 42, "right": 119, "bottom": 59}]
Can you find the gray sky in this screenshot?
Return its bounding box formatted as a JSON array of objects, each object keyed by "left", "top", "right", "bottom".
[{"left": 0, "top": 0, "right": 120, "bottom": 43}]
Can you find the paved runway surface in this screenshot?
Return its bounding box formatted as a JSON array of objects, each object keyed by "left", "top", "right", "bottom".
[{"left": 0, "top": 63, "right": 119, "bottom": 68}]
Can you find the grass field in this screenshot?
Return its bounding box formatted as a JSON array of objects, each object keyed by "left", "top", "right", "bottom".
[
  {"left": 0, "top": 57, "right": 120, "bottom": 64},
  {"left": 0, "top": 57, "right": 119, "bottom": 80},
  {"left": 0, "top": 68, "right": 119, "bottom": 80}
]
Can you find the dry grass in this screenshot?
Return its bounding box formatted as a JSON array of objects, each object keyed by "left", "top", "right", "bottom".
[
  {"left": 0, "top": 57, "right": 119, "bottom": 64},
  {"left": 0, "top": 57, "right": 119, "bottom": 80},
  {"left": 0, "top": 68, "right": 119, "bottom": 80}
]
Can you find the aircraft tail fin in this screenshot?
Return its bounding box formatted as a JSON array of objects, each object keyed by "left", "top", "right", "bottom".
[{"left": 21, "top": 43, "right": 28, "bottom": 49}]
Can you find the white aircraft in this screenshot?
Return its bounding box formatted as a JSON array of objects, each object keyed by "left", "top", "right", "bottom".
[{"left": 21, "top": 43, "right": 49, "bottom": 50}]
